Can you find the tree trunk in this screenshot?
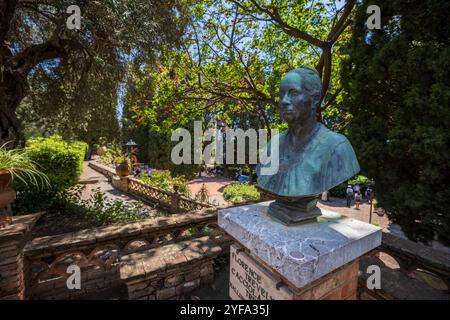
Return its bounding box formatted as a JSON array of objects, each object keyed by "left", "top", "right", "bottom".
[{"left": 0, "top": 67, "right": 28, "bottom": 148}]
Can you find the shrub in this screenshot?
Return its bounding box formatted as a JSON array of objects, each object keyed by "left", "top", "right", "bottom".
[
  {"left": 329, "top": 183, "right": 348, "bottom": 198},
  {"left": 329, "top": 175, "right": 371, "bottom": 198},
  {"left": 25, "top": 135, "right": 87, "bottom": 190},
  {"left": 13, "top": 136, "right": 87, "bottom": 214},
  {"left": 139, "top": 171, "right": 189, "bottom": 195},
  {"left": 79, "top": 188, "right": 144, "bottom": 224},
  {"left": 342, "top": 0, "right": 450, "bottom": 244},
  {"left": 223, "top": 183, "right": 260, "bottom": 203},
  {"left": 99, "top": 143, "right": 123, "bottom": 167}
]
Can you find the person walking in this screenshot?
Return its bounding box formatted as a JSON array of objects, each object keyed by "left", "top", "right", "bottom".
[
  {"left": 354, "top": 191, "right": 362, "bottom": 210},
  {"left": 365, "top": 187, "right": 372, "bottom": 204},
  {"left": 346, "top": 185, "right": 354, "bottom": 207}
]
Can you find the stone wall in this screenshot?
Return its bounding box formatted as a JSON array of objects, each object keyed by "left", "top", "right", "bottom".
[
  {"left": 23, "top": 210, "right": 231, "bottom": 299},
  {"left": 0, "top": 213, "right": 41, "bottom": 299},
  {"left": 120, "top": 236, "right": 221, "bottom": 300},
  {"left": 358, "top": 232, "right": 450, "bottom": 300},
  {"left": 88, "top": 161, "right": 116, "bottom": 178}
]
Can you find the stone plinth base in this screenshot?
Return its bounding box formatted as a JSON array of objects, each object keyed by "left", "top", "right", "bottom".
[
  {"left": 230, "top": 243, "right": 359, "bottom": 300},
  {"left": 219, "top": 201, "right": 382, "bottom": 300}
]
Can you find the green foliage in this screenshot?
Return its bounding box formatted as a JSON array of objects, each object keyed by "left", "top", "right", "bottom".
[
  {"left": 6, "top": 0, "right": 193, "bottom": 145},
  {"left": 0, "top": 144, "right": 49, "bottom": 189},
  {"left": 121, "top": 1, "right": 354, "bottom": 174},
  {"left": 328, "top": 175, "right": 371, "bottom": 197},
  {"left": 79, "top": 188, "right": 144, "bottom": 225},
  {"left": 24, "top": 135, "right": 87, "bottom": 190},
  {"left": 140, "top": 171, "right": 189, "bottom": 195},
  {"left": 114, "top": 155, "right": 131, "bottom": 166},
  {"left": 223, "top": 183, "right": 260, "bottom": 203},
  {"left": 328, "top": 183, "right": 348, "bottom": 198},
  {"left": 100, "top": 144, "right": 124, "bottom": 167},
  {"left": 194, "top": 183, "right": 211, "bottom": 204},
  {"left": 342, "top": 0, "right": 450, "bottom": 244}
]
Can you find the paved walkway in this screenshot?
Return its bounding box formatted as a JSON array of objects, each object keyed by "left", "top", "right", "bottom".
[
  {"left": 79, "top": 161, "right": 162, "bottom": 218},
  {"left": 187, "top": 176, "right": 234, "bottom": 206},
  {"left": 317, "top": 197, "right": 390, "bottom": 229}
]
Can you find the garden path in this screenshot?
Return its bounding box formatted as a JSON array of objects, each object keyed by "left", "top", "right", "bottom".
[{"left": 79, "top": 161, "right": 161, "bottom": 217}]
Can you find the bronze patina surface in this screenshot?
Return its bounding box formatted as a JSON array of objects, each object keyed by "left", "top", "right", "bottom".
[{"left": 257, "top": 67, "right": 360, "bottom": 224}]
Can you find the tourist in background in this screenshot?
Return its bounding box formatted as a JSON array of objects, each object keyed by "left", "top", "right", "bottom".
[
  {"left": 354, "top": 191, "right": 362, "bottom": 210},
  {"left": 346, "top": 185, "right": 354, "bottom": 207}
]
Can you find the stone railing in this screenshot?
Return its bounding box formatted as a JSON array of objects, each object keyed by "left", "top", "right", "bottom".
[
  {"left": 88, "top": 161, "right": 213, "bottom": 213},
  {"left": 24, "top": 209, "right": 231, "bottom": 299},
  {"left": 88, "top": 161, "right": 116, "bottom": 178},
  {"left": 359, "top": 232, "right": 450, "bottom": 300},
  {"left": 128, "top": 177, "right": 213, "bottom": 213}
]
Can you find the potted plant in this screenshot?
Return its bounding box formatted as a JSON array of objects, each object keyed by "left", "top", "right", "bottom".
[
  {"left": 114, "top": 155, "right": 131, "bottom": 177},
  {"left": 0, "top": 144, "right": 49, "bottom": 226}
]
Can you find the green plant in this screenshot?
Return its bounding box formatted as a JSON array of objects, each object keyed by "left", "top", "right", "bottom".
[
  {"left": 114, "top": 154, "right": 131, "bottom": 166},
  {"left": 99, "top": 143, "right": 123, "bottom": 167},
  {"left": 342, "top": 0, "right": 450, "bottom": 244},
  {"left": 195, "top": 183, "right": 211, "bottom": 204},
  {"left": 329, "top": 175, "right": 371, "bottom": 198},
  {"left": 12, "top": 136, "right": 87, "bottom": 215},
  {"left": 223, "top": 183, "right": 260, "bottom": 203},
  {"left": 25, "top": 135, "right": 87, "bottom": 190},
  {"left": 140, "top": 171, "right": 189, "bottom": 195},
  {"left": 0, "top": 144, "right": 49, "bottom": 189},
  {"left": 329, "top": 183, "right": 348, "bottom": 198},
  {"left": 79, "top": 188, "right": 143, "bottom": 224}
]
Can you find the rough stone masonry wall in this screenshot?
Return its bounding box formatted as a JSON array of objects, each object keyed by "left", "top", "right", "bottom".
[
  {"left": 28, "top": 264, "right": 121, "bottom": 300},
  {"left": 125, "top": 259, "right": 215, "bottom": 300},
  {"left": 23, "top": 210, "right": 228, "bottom": 300},
  {"left": 120, "top": 236, "right": 222, "bottom": 300},
  {"left": 0, "top": 213, "right": 41, "bottom": 299}
]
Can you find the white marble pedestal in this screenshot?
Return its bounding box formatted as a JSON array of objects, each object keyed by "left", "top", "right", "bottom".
[{"left": 219, "top": 201, "right": 382, "bottom": 300}]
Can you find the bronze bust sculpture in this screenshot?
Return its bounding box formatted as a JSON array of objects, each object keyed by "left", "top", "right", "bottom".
[{"left": 257, "top": 67, "right": 360, "bottom": 225}]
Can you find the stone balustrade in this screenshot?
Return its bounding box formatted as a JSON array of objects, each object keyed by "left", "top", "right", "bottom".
[
  {"left": 22, "top": 209, "right": 231, "bottom": 299},
  {"left": 358, "top": 232, "right": 450, "bottom": 300},
  {"left": 88, "top": 161, "right": 213, "bottom": 213}
]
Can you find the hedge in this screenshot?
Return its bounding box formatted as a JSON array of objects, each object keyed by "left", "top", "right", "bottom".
[
  {"left": 223, "top": 183, "right": 260, "bottom": 203},
  {"left": 25, "top": 135, "right": 88, "bottom": 190}
]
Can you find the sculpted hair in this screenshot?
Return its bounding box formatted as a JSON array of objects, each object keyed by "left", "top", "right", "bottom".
[{"left": 290, "top": 67, "right": 322, "bottom": 102}]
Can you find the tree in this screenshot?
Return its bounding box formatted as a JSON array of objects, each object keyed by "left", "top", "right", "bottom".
[
  {"left": 342, "top": 0, "right": 450, "bottom": 244},
  {"left": 0, "top": 0, "right": 192, "bottom": 147},
  {"left": 137, "top": 0, "right": 356, "bottom": 136}
]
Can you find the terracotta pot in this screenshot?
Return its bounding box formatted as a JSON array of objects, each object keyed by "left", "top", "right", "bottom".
[
  {"left": 0, "top": 170, "right": 13, "bottom": 192},
  {"left": 0, "top": 189, "right": 16, "bottom": 208},
  {"left": 115, "top": 163, "right": 130, "bottom": 177}
]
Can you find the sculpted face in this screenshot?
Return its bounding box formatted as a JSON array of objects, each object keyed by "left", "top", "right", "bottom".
[{"left": 278, "top": 72, "right": 317, "bottom": 127}]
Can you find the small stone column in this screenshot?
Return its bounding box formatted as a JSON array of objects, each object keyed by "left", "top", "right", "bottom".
[
  {"left": 171, "top": 186, "right": 180, "bottom": 211},
  {"left": 219, "top": 201, "right": 381, "bottom": 300},
  {"left": 112, "top": 176, "right": 130, "bottom": 192},
  {"left": 0, "top": 213, "right": 41, "bottom": 300}
]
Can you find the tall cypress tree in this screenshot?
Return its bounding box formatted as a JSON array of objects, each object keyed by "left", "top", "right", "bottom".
[{"left": 342, "top": 0, "right": 450, "bottom": 244}]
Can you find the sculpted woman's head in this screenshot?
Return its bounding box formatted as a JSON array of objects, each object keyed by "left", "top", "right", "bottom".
[{"left": 278, "top": 67, "right": 322, "bottom": 127}]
